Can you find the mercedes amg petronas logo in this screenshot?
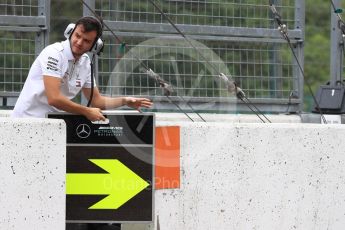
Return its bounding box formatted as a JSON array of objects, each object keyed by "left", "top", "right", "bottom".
[{"left": 76, "top": 124, "right": 91, "bottom": 139}]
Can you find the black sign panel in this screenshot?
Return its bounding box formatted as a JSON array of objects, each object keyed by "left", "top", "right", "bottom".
[{"left": 48, "top": 112, "right": 154, "bottom": 223}]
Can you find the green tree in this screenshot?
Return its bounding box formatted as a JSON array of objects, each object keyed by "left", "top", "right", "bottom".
[{"left": 304, "top": 0, "right": 332, "bottom": 110}]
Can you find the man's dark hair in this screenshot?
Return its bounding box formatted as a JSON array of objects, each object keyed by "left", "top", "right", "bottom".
[{"left": 75, "top": 16, "right": 103, "bottom": 39}]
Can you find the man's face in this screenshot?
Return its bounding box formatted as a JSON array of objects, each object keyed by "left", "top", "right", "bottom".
[{"left": 70, "top": 24, "right": 97, "bottom": 58}]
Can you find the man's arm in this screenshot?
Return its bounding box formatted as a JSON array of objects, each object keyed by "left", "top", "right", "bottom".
[
  {"left": 43, "top": 76, "right": 106, "bottom": 121},
  {"left": 82, "top": 87, "right": 153, "bottom": 111}
]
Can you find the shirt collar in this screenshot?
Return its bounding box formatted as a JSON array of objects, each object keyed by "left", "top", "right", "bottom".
[{"left": 62, "top": 39, "right": 75, "bottom": 61}]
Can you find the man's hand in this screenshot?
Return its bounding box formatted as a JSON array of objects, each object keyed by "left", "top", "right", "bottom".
[
  {"left": 124, "top": 97, "right": 153, "bottom": 112},
  {"left": 85, "top": 107, "right": 106, "bottom": 121}
]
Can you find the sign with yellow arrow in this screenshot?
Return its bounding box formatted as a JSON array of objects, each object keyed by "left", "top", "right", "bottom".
[
  {"left": 66, "top": 159, "right": 149, "bottom": 210},
  {"left": 48, "top": 112, "right": 154, "bottom": 223}
]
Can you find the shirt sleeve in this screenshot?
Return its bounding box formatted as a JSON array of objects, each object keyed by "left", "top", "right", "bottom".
[{"left": 39, "top": 45, "right": 64, "bottom": 78}]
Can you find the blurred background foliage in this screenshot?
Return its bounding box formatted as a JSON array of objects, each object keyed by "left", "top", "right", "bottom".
[{"left": 304, "top": 0, "right": 331, "bottom": 110}]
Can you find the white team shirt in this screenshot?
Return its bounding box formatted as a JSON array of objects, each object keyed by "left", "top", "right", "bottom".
[{"left": 12, "top": 39, "right": 94, "bottom": 118}]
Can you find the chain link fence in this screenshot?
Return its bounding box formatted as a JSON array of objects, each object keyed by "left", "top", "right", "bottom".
[
  {"left": 93, "top": 0, "right": 303, "bottom": 113},
  {"left": 0, "top": 0, "right": 49, "bottom": 107},
  {"left": 0, "top": 0, "right": 304, "bottom": 113}
]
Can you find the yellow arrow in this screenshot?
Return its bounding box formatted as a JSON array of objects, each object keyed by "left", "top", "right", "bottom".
[{"left": 66, "top": 159, "right": 149, "bottom": 209}]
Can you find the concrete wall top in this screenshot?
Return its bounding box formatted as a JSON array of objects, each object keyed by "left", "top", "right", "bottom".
[
  {"left": 154, "top": 112, "right": 302, "bottom": 123},
  {"left": 0, "top": 110, "right": 302, "bottom": 123},
  {"left": 0, "top": 110, "right": 12, "bottom": 117}
]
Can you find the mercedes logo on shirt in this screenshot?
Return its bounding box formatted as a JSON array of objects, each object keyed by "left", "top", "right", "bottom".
[{"left": 76, "top": 124, "right": 91, "bottom": 139}]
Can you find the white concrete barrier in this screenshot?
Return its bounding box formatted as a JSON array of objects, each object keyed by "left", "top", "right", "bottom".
[
  {"left": 2, "top": 111, "right": 345, "bottom": 230},
  {"left": 0, "top": 118, "right": 66, "bottom": 230},
  {"left": 125, "top": 122, "right": 345, "bottom": 230}
]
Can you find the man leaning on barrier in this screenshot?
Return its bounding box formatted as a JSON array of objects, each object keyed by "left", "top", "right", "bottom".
[
  {"left": 11, "top": 16, "right": 152, "bottom": 230},
  {"left": 11, "top": 16, "right": 152, "bottom": 121}
]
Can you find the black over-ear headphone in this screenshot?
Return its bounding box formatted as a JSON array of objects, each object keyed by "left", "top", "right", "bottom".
[{"left": 64, "top": 16, "right": 104, "bottom": 55}]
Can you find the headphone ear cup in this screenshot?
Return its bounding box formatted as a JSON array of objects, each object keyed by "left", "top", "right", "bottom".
[
  {"left": 64, "top": 23, "right": 75, "bottom": 39},
  {"left": 90, "top": 38, "right": 104, "bottom": 55}
]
